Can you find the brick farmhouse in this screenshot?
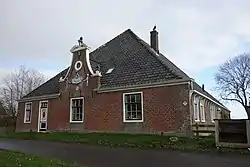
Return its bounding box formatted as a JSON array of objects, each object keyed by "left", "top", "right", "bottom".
[{"left": 16, "top": 28, "right": 231, "bottom": 135}]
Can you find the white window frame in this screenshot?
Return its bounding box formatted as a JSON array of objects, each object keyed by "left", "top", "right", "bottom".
[
  {"left": 24, "top": 102, "right": 32, "bottom": 123},
  {"left": 200, "top": 99, "right": 205, "bottom": 122},
  {"left": 217, "top": 107, "right": 221, "bottom": 119},
  {"left": 210, "top": 104, "right": 215, "bottom": 122},
  {"left": 38, "top": 100, "right": 49, "bottom": 132},
  {"left": 70, "top": 97, "right": 84, "bottom": 123},
  {"left": 193, "top": 96, "right": 200, "bottom": 122},
  {"left": 123, "top": 92, "right": 143, "bottom": 123}
]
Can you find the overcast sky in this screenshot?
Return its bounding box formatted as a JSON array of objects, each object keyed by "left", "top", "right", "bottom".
[{"left": 1, "top": 0, "right": 250, "bottom": 118}]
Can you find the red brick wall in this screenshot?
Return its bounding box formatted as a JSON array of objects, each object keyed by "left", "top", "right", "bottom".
[
  {"left": 85, "top": 84, "right": 190, "bottom": 134},
  {"left": 16, "top": 101, "right": 39, "bottom": 132},
  {"left": 16, "top": 83, "right": 191, "bottom": 134}
]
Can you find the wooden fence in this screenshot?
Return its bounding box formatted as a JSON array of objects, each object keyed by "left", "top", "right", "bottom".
[{"left": 215, "top": 119, "right": 250, "bottom": 148}]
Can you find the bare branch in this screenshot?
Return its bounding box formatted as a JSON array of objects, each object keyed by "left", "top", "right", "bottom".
[
  {"left": 0, "top": 65, "right": 47, "bottom": 118},
  {"left": 215, "top": 53, "right": 250, "bottom": 118}
]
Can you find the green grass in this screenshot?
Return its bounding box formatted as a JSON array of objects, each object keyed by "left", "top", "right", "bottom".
[
  {"left": 0, "top": 132, "right": 249, "bottom": 155},
  {"left": 0, "top": 150, "right": 86, "bottom": 167}
]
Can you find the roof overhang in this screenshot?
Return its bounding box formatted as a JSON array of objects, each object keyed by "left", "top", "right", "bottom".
[
  {"left": 95, "top": 79, "right": 191, "bottom": 93},
  {"left": 18, "top": 93, "right": 60, "bottom": 103}
]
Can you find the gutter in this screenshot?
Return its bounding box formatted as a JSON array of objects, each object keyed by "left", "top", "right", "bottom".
[
  {"left": 17, "top": 93, "right": 60, "bottom": 103},
  {"left": 95, "top": 79, "right": 191, "bottom": 93}
]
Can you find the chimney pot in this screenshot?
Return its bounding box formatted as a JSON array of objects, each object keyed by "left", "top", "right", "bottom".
[
  {"left": 150, "top": 27, "right": 159, "bottom": 53},
  {"left": 202, "top": 84, "right": 204, "bottom": 91}
]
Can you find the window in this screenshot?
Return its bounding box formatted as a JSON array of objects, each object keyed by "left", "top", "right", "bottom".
[
  {"left": 24, "top": 102, "right": 32, "bottom": 123},
  {"left": 217, "top": 107, "right": 221, "bottom": 119},
  {"left": 123, "top": 92, "right": 143, "bottom": 122},
  {"left": 200, "top": 100, "right": 205, "bottom": 122},
  {"left": 210, "top": 104, "right": 215, "bottom": 122},
  {"left": 70, "top": 97, "right": 84, "bottom": 123},
  {"left": 193, "top": 96, "right": 199, "bottom": 121}
]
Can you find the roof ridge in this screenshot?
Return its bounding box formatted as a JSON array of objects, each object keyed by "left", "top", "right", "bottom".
[{"left": 127, "top": 29, "right": 189, "bottom": 80}]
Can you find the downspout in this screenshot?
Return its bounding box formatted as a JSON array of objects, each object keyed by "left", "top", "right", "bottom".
[{"left": 189, "top": 78, "right": 195, "bottom": 135}]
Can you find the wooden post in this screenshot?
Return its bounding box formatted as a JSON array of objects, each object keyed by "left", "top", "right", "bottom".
[
  {"left": 214, "top": 120, "right": 219, "bottom": 147},
  {"left": 195, "top": 123, "right": 199, "bottom": 137},
  {"left": 246, "top": 120, "right": 250, "bottom": 145}
]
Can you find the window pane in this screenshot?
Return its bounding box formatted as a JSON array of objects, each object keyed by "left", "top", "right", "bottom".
[
  {"left": 26, "top": 104, "right": 31, "bottom": 110},
  {"left": 137, "top": 112, "right": 142, "bottom": 119},
  {"left": 137, "top": 103, "right": 141, "bottom": 111},
  {"left": 135, "top": 94, "right": 141, "bottom": 102},
  {"left": 132, "top": 112, "right": 137, "bottom": 119},
  {"left": 125, "top": 95, "right": 130, "bottom": 103},
  {"left": 127, "top": 104, "right": 131, "bottom": 111},
  {"left": 131, "top": 104, "right": 136, "bottom": 111},
  {"left": 194, "top": 104, "right": 199, "bottom": 120},
  {"left": 131, "top": 95, "right": 135, "bottom": 103},
  {"left": 126, "top": 112, "right": 132, "bottom": 120},
  {"left": 79, "top": 99, "right": 83, "bottom": 106}
]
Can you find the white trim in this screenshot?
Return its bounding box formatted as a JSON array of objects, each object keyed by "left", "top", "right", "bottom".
[
  {"left": 74, "top": 60, "right": 82, "bottom": 71},
  {"left": 96, "top": 80, "right": 190, "bottom": 93},
  {"left": 123, "top": 92, "right": 144, "bottom": 123},
  {"left": 24, "top": 102, "right": 32, "bottom": 123},
  {"left": 200, "top": 99, "right": 205, "bottom": 122},
  {"left": 210, "top": 104, "right": 216, "bottom": 123},
  {"left": 191, "top": 90, "right": 230, "bottom": 112},
  {"left": 85, "top": 49, "right": 94, "bottom": 75},
  {"left": 37, "top": 100, "right": 49, "bottom": 132},
  {"left": 70, "top": 97, "right": 84, "bottom": 123},
  {"left": 193, "top": 95, "right": 199, "bottom": 122},
  {"left": 18, "top": 94, "right": 60, "bottom": 102}
]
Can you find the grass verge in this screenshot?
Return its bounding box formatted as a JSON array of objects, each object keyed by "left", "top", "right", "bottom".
[
  {"left": 0, "top": 132, "right": 249, "bottom": 155},
  {"left": 0, "top": 149, "right": 86, "bottom": 167}
]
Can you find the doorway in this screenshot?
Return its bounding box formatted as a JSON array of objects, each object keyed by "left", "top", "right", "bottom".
[{"left": 38, "top": 101, "right": 48, "bottom": 132}]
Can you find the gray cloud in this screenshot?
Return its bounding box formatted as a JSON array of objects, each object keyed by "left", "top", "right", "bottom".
[{"left": 1, "top": 0, "right": 250, "bottom": 73}]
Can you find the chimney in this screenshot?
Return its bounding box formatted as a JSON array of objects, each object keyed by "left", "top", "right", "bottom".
[
  {"left": 150, "top": 26, "right": 159, "bottom": 53},
  {"left": 202, "top": 84, "right": 204, "bottom": 91}
]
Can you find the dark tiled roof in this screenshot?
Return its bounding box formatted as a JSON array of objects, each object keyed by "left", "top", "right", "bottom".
[
  {"left": 23, "top": 29, "right": 187, "bottom": 98},
  {"left": 22, "top": 28, "right": 228, "bottom": 111},
  {"left": 90, "top": 29, "right": 184, "bottom": 88}
]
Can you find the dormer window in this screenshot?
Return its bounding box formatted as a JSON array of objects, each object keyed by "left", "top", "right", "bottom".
[{"left": 106, "top": 68, "right": 114, "bottom": 74}]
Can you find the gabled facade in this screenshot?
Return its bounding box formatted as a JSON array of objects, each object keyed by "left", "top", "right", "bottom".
[{"left": 16, "top": 28, "right": 230, "bottom": 135}]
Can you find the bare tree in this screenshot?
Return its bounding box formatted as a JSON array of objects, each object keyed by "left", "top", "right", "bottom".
[
  {"left": 0, "top": 65, "right": 47, "bottom": 118},
  {"left": 215, "top": 54, "right": 250, "bottom": 119}
]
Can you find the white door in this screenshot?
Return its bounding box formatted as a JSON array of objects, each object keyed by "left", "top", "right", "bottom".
[{"left": 39, "top": 101, "right": 48, "bottom": 132}]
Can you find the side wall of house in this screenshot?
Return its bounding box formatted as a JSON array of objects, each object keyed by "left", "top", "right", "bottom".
[
  {"left": 16, "top": 84, "right": 191, "bottom": 135},
  {"left": 86, "top": 84, "right": 191, "bottom": 135},
  {"left": 190, "top": 93, "right": 230, "bottom": 125}
]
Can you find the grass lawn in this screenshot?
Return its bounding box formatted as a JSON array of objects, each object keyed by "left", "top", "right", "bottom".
[
  {"left": 0, "top": 150, "right": 86, "bottom": 167},
  {"left": 0, "top": 132, "right": 249, "bottom": 155}
]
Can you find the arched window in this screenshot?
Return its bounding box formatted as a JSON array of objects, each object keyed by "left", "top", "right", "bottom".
[
  {"left": 210, "top": 104, "right": 215, "bottom": 122},
  {"left": 193, "top": 95, "right": 199, "bottom": 121},
  {"left": 200, "top": 99, "right": 205, "bottom": 122}
]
